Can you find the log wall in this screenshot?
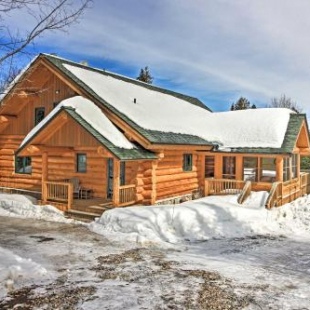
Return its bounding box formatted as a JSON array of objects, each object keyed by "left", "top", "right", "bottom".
[
  {"left": 46, "top": 148, "right": 108, "bottom": 198},
  {"left": 155, "top": 150, "right": 200, "bottom": 201},
  {"left": 0, "top": 135, "right": 42, "bottom": 190}
]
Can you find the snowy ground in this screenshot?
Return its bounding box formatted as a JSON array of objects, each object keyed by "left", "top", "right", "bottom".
[{"left": 1, "top": 192, "right": 310, "bottom": 309}]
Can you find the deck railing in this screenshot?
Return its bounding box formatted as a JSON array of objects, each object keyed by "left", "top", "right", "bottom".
[
  {"left": 205, "top": 178, "right": 246, "bottom": 196},
  {"left": 42, "top": 181, "right": 73, "bottom": 210},
  {"left": 119, "top": 184, "right": 136, "bottom": 206}
]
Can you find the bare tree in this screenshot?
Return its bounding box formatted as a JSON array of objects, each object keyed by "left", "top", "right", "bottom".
[
  {"left": 269, "top": 94, "right": 302, "bottom": 113},
  {"left": 0, "top": 0, "right": 91, "bottom": 94}
]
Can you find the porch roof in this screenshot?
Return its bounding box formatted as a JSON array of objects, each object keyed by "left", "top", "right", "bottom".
[{"left": 225, "top": 114, "right": 309, "bottom": 154}]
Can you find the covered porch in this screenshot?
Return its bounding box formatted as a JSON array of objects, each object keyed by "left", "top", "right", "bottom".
[{"left": 203, "top": 152, "right": 310, "bottom": 208}]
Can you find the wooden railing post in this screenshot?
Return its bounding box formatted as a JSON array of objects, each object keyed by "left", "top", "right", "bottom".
[{"left": 67, "top": 182, "right": 73, "bottom": 210}]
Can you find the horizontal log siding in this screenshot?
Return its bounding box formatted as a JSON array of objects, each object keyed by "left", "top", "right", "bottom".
[
  {"left": 0, "top": 135, "right": 41, "bottom": 190},
  {"left": 47, "top": 149, "right": 107, "bottom": 199},
  {"left": 155, "top": 151, "right": 199, "bottom": 201}
]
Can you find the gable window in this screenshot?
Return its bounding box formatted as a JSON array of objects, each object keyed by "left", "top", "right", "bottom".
[
  {"left": 223, "top": 156, "right": 236, "bottom": 179},
  {"left": 120, "top": 161, "right": 126, "bottom": 186},
  {"left": 76, "top": 153, "right": 87, "bottom": 173},
  {"left": 183, "top": 154, "right": 193, "bottom": 171},
  {"left": 15, "top": 156, "right": 32, "bottom": 174},
  {"left": 34, "top": 107, "right": 45, "bottom": 125}
]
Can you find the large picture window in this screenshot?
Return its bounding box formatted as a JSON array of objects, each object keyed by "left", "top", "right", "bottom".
[
  {"left": 283, "top": 157, "right": 290, "bottom": 182},
  {"left": 120, "top": 161, "right": 126, "bottom": 186},
  {"left": 292, "top": 154, "right": 298, "bottom": 179},
  {"left": 76, "top": 153, "right": 87, "bottom": 173},
  {"left": 183, "top": 154, "right": 193, "bottom": 171},
  {"left": 205, "top": 156, "right": 215, "bottom": 178},
  {"left": 15, "top": 156, "right": 32, "bottom": 174},
  {"left": 34, "top": 107, "right": 45, "bottom": 125},
  {"left": 223, "top": 156, "right": 236, "bottom": 179},
  {"left": 260, "top": 158, "right": 276, "bottom": 182},
  {"left": 243, "top": 157, "right": 258, "bottom": 181}
]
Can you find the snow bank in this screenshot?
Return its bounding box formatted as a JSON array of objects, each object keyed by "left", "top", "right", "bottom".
[
  {"left": 0, "top": 194, "right": 72, "bottom": 223},
  {"left": 0, "top": 247, "right": 48, "bottom": 297},
  {"left": 89, "top": 192, "right": 310, "bottom": 245}
]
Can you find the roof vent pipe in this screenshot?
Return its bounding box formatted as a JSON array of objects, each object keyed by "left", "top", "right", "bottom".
[{"left": 134, "top": 98, "right": 136, "bottom": 104}]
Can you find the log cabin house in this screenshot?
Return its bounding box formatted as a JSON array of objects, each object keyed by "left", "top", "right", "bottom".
[{"left": 0, "top": 53, "right": 309, "bottom": 218}]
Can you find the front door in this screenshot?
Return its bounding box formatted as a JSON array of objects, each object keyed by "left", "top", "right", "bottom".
[{"left": 107, "top": 158, "right": 114, "bottom": 199}]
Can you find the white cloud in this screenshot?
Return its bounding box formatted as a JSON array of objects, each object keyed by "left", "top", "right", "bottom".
[{"left": 10, "top": 0, "right": 310, "bottom": 115}]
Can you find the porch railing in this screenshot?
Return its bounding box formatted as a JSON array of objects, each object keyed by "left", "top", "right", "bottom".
[
  {"left": 205, "top": 178, "right": 246, "bottom": 196},
  {"left": 42, "top": 181, "right": 73, "bottom": 210},
  {"left": 119, "top": 184, "right": 136, "bottom": 206},
  {"left": 265, "top": 182, "right": 282, "bottom": 209},
  {"left": 237, "top": 181, "right": 252, "bottom": 204}
]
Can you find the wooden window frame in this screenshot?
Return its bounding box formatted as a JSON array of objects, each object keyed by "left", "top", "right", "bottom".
[
  {"left": 76, "top": 153, "right": 87, "bottom": 173},
  {"left": 34, "top": 107, "right": 45, "bottom": 126},
  {"left": 222, "top": 156, "right": 236, "bottom": 179},
  {"left": 183, "top": 154, "right": 193, "bottom": 172},
  {"left": 243, "top": 157, "right": 258, "bottom": 182},
  {"left": 15, "top": 156, "right": 32, "bottom": 174},
  {"left": 205, "top": 156, "right": 215, "bottom": 178},
  {"left": 120, "top": 161, "right": 126, "bottom": 186}
]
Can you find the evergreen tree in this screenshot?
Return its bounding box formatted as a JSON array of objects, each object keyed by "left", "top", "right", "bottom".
[
  {"left": 136, "top": 66, "right": 153, "bottom": 84},
  {"left": 251, "top": 104, "right": 257, "bottom": 109},
  {"left": 232, "top": 97, "right": 251, "bottom": 110}
]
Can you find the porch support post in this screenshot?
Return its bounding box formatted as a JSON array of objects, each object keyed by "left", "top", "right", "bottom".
[
  {"left": 42, "top": 151, "right": 48, "bottom": 203},
  {"left": 214, "top": 154, "right": 222, "bottom": 179},
  {"left": 235, "top": 155, "right": 243, "bottom": 180},
  {"left": 276, "top": 156, "right": 283, "bottom": 182},
  {"left": 151, "top": 160, "right": 158, "bottom": 205},
  {"left": 113, "top": 159, "right": 120, "bottom": 206},
  {"left": 198, "top": 154, "right": 206, "bottom": 195}
]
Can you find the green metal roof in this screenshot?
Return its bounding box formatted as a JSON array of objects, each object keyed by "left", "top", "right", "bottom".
[
  {"left": 227, "top": 114, "right": 308, "bottom": 154},
  {"left": 42, "top": 53, "right": 213, "bottom": 146}
]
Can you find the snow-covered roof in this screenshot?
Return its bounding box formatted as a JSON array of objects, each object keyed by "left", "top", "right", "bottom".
[
  {"left": 62, "top": 62, "right": 293, "bottom": 148},
  {"left": 20, "top": 96, "right": 134, "bottom": 150}
]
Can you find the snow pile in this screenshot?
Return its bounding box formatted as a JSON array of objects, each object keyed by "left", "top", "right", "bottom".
[
  {"left": 0, "top": 194, "right": 72, "bottom": 223},
  {"left": 0, "top": 247, "right": 48, "bottom": 297},
  {"left": 64, "top": 63, "right": 292, "bottom": 148},
  {"left": 20, "top": 96, "right": 134, "bottom": 150},
  {"left": 90, "top": 192, "right": 310, "bottom": 245}
]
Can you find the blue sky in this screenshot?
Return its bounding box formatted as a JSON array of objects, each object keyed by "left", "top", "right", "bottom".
[{"left": 7, "top": 0, "right": 310, "bottom": 115}]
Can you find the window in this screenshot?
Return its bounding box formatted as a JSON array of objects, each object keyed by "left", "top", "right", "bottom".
[
  {"left": 120, "top": 161, "right": 126, "bottom": 186},
  {"left": 260, "top": 158, "right": 276, "bottom": 182},
  {"left": 34, "top": 107, "right": 45, "bottom": 125},
  {"left": 243, "top": 157, "right": 258, "bottom": 181},
  {"left": 292, "top": 154, "right": 298, "bottom": 179},
  {"left": 223, "top": 156, "right": 236, "bottom": 179},
  {"left": 283, "top": 157, "right": 290, "bottom": 182},
  {"left": 15, "top": 156, "right": 32, "bottom": 174},
  {"left": 76, "top": 153, "right": 87, "bottom": 173},
  {"left": 53, "top": 102, "right": 59, "bottom": 109},
  {"left": 205, "top": 156, "right": 215, "bottom": 178},
  {"left": 183, "top": 154, "right": 193, "bottom": 171}
]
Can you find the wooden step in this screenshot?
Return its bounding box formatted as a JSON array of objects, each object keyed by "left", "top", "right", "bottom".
[{"left": 65, "top": 209, "right": 101, "bottom": 222}]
